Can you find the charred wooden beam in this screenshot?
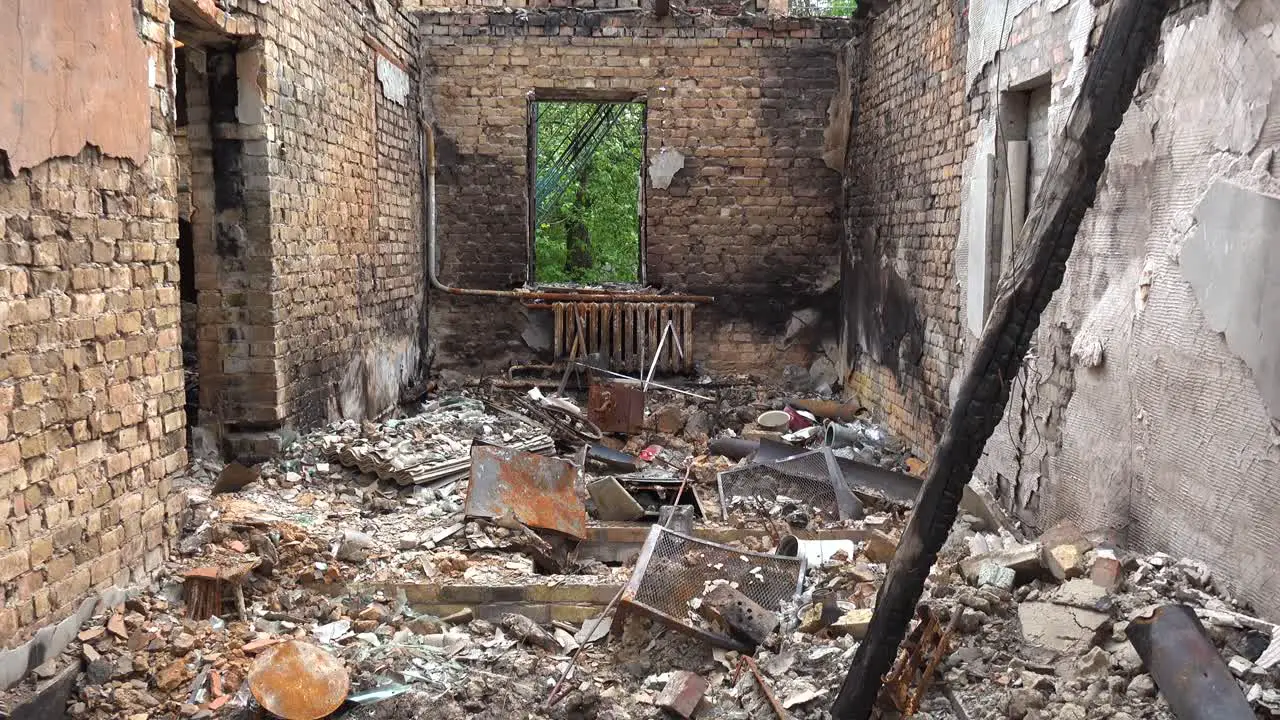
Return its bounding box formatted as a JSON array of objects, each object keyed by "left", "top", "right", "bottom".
[{"left": 830, "top": 1, "right": 1175, "bottom": 716}]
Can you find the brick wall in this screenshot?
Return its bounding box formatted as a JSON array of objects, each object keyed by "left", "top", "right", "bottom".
[
  {"left": 254, "top": 0, "right": 424, "bottom": 433},
  {"left": 0, "top": 1, "right": 186, "bottom": 644},
  {"left": 840, "top": 0, "right": 968, "bottom": 455},
  {"left": 170, "top": 0, "right": 425, "bottom": 458},
  {"left": 0, "top": 0, "right": 425, "bottom": 642},
  {"left": 419, "top": 10, "right": 852, "bottom": 376}
]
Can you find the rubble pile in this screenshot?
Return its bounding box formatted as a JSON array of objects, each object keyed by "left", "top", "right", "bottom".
[{"left": 4, "top": 380, "right": 1274, "bottom": 719}]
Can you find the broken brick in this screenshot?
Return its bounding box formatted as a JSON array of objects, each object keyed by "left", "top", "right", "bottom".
[
  {"left": 655, "top": 670, "right": 708, "bottom": 719},
  {"left": 1091, "top": 546, "right": 1123, "bottom": 591}
]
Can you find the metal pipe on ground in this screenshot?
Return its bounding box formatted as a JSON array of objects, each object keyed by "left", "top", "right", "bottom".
[
  {"left": 1125, "top": 605, "right": 1254, "bottom": 720},
  {"left": 824, "top": 422, "right": 867, "bottom": 449},
  {"left": 707, "top": 437, "right": 761, "bottom": 460},
  {"left": 785, "top": 398, "right": 862, "bottom": 423}
]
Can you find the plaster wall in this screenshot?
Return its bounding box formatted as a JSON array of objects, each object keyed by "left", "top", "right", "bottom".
[{"left": 964, "top": 0, "right": 1280, "bottom": 618}]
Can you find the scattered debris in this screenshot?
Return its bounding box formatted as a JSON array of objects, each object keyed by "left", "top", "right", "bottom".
[{"left": 0, "top": 388, "right": 1266, "bottom": 720}]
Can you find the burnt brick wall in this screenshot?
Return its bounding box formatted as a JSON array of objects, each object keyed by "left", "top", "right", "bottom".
[
  {"left": 419, "top": 10, "right": 852, "bottom": 376},
  {"left": 235, "top": 0, "right": 424, "bottom": 440},
  {"left": 0, "top": 2, "right": 186, "bottom": 643},
  {"left": 175, "top": 0, "right": 424, "bottom": 459},
  {"left": 841, "top": 0, "right": 968, "bottom": 455}
]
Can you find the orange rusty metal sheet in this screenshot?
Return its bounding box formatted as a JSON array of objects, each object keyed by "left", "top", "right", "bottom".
[
  {"left": 0, "top": 0, "right": 150, "bottom": 171},
  {"left": 464, "top": 444, "right": 587, "bottom": 540},
  {"left": 248, "top": 640, "right": 349, "bottom": 720},
  {"left": 588, "top": 379, "right": 646, "bottom": 434}
]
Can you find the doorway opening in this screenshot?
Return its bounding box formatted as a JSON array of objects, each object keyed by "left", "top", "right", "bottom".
[{"left": 530, "top": 99, "right": 645, "bottom": 285}]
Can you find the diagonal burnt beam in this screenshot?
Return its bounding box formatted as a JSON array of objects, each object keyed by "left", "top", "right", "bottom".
[{"left": 830, "top": 0, "right": 1176, "bottom": 716}]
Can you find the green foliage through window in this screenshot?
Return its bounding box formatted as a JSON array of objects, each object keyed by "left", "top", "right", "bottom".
[
  {"left": 787, "top": 0, "right": 856, "bottom": 17},
  {"left": 533, "top": 101, "right": 644, "bottom": 285}
]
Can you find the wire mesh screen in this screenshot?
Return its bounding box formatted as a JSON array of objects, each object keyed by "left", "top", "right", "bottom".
[
  {"left": 621, "top": 526, "right": 805, "bottom": 650},
  {"left": 718, "top": 449, "right": 858, "bottom": 520}
]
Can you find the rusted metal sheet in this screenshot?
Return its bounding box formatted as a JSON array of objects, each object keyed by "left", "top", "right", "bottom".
[
  {"left": 464, "top": 445, "right": 587, "bottom": 540},
  {"left": 0, "top": 0, "right": 150, "bottom": 171},
  {"left": 1126, "top": 605, "right": 1254, "bottom": 720},
  {"left": 588, "top": 379, "right": 646, "bottom": 434},
  {"left": 248, "top": 640, "right": 349, "bottom": 720}
]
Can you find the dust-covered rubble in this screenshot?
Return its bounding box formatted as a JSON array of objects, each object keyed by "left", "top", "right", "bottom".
[{"left": 3, "top": 384, "right": 1275, "bottom": 719}]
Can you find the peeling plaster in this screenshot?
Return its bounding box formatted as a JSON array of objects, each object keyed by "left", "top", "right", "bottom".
[
  {"left": 823, "top": 39, "right": 856, "bottom": 171},
  {"left": 648, "top": 147, "right": 684, "bottom": 189},
  {"left": 1181, "top": 181, "right": 1280, "bottom": 421},
  {"left": 0, "top": 0, "right": 151, "bottom": 171},
  {"left": 338, "top": 336, "right": 422, "bottom": 421},
  {"left": 972, "top": 0, "right": 1280, "bottom": 618},
  {"left": 377, "top": 54, "right": 411, "bottom": 106}
]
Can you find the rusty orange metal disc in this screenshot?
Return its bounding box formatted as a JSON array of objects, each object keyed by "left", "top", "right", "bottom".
[{"left": 248, "top": 640, "right": 349, "bottom": 720}]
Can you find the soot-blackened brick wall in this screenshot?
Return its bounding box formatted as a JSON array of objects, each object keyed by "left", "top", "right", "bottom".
[
  {"left": 841, "top": 0, "right": 968, "bottom": 454},
  {"left": 419, "top": 11, "right": 853, "bottom": 376},
  {"left": 232, "top": 0, "right": 425, "bottom": 441}
]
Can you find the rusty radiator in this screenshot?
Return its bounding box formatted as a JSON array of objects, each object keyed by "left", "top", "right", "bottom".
[{"left": 547, "top": 302, "right": 696, "bottom": 375}]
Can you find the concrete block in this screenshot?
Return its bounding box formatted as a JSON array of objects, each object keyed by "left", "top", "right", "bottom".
[
  {"left": 976, "top": 562, "right": 1016, "bottom": 591},
  {"left": 830, "top": 607, "right": 874, "bottom": 639},
  {"left": 1038, "top": 522, "right": 1091, "bottom": 581},
  {"left": 1017, "top": 601, "right": 1108, "bottom": 654}
]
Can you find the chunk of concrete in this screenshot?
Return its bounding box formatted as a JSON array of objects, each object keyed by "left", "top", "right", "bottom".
[
  {"left": 1049, "top": 578, "right": 1108, "bottom": 610},
  {"left": 1018, "top": 602, "right": 1109, "bottom": 654},
  {"left": 862, "top": 530, "right": 898, "bottom": 564},
  {"left": 1038, "top": 522, "right": 1092, "bottom": 581},
  {"left": 976, "top": 562, "right": 1016, "bottom": 592},
  {"left": 829, "top": 608, "right": 875, "bottom": 639},
  {"left": 654, "top": 670, "right": 706, "bottom": 718},
  {"left": 1076, "top": 646, "right": 1112, "bottom": 677},
  {"left": 586, "top": 478, "right": 645, "bottom": 521},
  {"left": 212, "top": 462, "right": 259, "bottom": 494},
  {"left": 960, "top": 542, "right": 1043, "bottom": 583}
]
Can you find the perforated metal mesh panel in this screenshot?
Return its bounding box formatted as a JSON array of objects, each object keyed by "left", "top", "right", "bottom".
[
  {"left": 718, "top": 449, "right": 850, "bottom": 520},
  {"left": 621, "top": 526, "right": 805, "bottom": 650}
]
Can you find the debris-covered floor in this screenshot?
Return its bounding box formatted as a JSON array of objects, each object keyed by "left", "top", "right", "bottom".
[{"left": 5, "top": 377, "right": 1279, "bottom": 719}]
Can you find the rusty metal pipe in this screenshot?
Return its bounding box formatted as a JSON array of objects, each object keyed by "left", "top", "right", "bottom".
[
  {"left": 423, "top": 124, "right": 713, "bottom": 304},
  {"left": 1125, "top": 605, "right": 1254, "bottom": 720},
  {"left": 786, "top": 398, "right": 863, "bottom": 423}
]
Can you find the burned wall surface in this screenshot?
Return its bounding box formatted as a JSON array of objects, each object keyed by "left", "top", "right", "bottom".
[
  {"left": 839, "top": 0, "right": 968, "bottom": 453},
  {"left": 170, "top": 0, "right": 425, "bottom": 459},
  {"left": 0, "top": 2, "right": 186, "bottom": 643},
  {"left": 418, "top": 11, "right": 852, "bottom": 376},
  {"left": 956, "top": 0, "right": 1280, "bottom": 619},
  {"left": 251, "top": 0, "right": 424, "bottom": 439}
]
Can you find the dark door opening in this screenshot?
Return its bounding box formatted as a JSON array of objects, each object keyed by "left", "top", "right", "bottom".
[{"left": 530, "top": 100, "right": 645, "bottom": 285}]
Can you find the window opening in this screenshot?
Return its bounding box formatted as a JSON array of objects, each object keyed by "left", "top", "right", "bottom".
[{"left": 531, "top": 100, "right": 645, "bottom": 285}]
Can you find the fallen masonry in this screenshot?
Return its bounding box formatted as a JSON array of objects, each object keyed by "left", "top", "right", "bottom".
[{"left": 0, "top": 379, "right": 1276, "bottom": 719}]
